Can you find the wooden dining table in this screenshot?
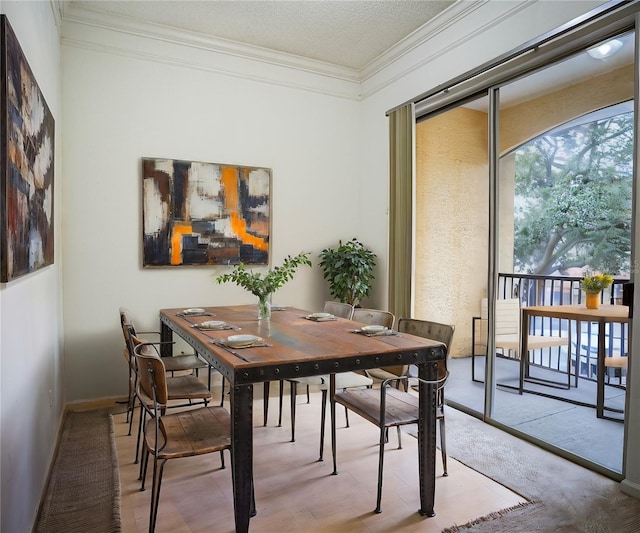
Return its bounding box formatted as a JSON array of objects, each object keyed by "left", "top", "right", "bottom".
[{"left": 159, "top": 305, "right": 446, "bottom": 533}]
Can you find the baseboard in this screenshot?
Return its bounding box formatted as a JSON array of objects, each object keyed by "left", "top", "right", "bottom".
[
  {"left": 65, "top": 396, "right": 128, "bottom": 412},
  {"left": 621, "top": 478, "right": 640, "bottom": 500}
]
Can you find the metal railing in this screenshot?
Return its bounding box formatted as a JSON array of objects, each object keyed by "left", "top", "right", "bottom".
[{"left": 498, "top": 273, "right": 629, "bottom": 382}]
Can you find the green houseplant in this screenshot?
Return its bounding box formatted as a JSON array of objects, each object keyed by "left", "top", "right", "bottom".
[
  {"left": 216, "top": 252, "right": 312, "bottom": 319},
  {"left": 318, "top": 238, "right": 376, "bottom": 306}
]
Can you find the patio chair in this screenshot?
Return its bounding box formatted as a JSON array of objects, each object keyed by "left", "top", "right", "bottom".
[{"left": 474, "top": 299, "right": 570, "bottom": 389}]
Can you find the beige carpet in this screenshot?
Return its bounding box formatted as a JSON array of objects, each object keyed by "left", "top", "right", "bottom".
[
  {"left": 35, "top": 408, "right": 122, "bottom": 533},
  {"left": 436, "top": 408, "right": 640, "bottom": 532}
]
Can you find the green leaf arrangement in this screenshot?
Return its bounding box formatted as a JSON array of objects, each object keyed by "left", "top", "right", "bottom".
[
  {"left": 216, "top": 252, "right": 312, "bottom": 298},
  {"left": 580, "top": 270, "right": 613, "bottom": 293}
]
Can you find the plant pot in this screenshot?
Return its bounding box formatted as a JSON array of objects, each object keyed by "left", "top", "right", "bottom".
[{"left": 585, "top": 291, "right": 601, "bottom": 309}]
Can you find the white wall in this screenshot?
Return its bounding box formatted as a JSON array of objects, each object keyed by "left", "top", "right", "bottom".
[
  {"left": 61, "top": 26, "right": 365, "bottom": 401},
  {"left": 0, "top": 2, "right": 63, "bottom": 532}
]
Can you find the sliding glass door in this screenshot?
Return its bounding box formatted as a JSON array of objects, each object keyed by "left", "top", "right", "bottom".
[{"left": 413, "top": 9, "right": 637, "bottom": 478}]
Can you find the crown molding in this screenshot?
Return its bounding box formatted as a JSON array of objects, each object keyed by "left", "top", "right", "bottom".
[
  {"left": 61, "top": 3, "right": 360, "bottom": 84},
  {"left": 359, "top": 0, "right": 486, "bottom": 82}
]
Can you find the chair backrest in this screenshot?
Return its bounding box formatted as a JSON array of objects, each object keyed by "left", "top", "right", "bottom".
[
  {"left": 495, "top": 299, "right": 520, "bottom": 336},
  {"left": 133, "top": 340, "right": 169, "bottom": 407},
  {"left": 324, "top": 301, "right": 354, "bottom": 319},
  {"left": 352, "top": 308, "right": 395, "bottom": 329},
  {"left": 119, "top": 307, "right": 133, "bottom": 328},
  {"left": 397, "top": 318, "right": 455, "bottom": 381},
  {"left": 397, "top": 319, "right": 455, "bottom": 357}
]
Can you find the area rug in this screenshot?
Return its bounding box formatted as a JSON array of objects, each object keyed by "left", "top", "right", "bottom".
[
  {"left": 35, "top": 408, "right": 122, "bottom": 533},
  {"left": 427, "top": 407, "right": 640, "bottom": 532}
]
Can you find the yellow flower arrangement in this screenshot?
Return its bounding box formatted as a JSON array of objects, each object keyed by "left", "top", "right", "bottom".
[{"left": 580, "top": 270, "right": 613, "bottom": 293}]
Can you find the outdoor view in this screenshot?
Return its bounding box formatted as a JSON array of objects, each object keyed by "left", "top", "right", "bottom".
[{"left": 513, "top": 104, "right": 633, "bottom": 278}]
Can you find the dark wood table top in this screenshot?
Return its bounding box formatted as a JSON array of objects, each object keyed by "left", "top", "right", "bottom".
[{"left": 160, "top": 305, "right": 445, "bottom": 385}]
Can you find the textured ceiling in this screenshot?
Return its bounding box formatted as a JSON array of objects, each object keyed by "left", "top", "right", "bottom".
[{"left": 66, "top": 0, "right": 456, "bottom": 70}]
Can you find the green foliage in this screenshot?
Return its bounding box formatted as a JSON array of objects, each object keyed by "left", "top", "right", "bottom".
[
  {"left": 216, "top": 252, "right": 312, "bottom": 298},
  {"left": 513, "top": 112, "right": 633, "bottom": 275},
  {"left": 580, "top": 270, "right": 613, "bottom": 293},
  {"left": 318, "top": 238, "right": 376, "bottom": 306}
]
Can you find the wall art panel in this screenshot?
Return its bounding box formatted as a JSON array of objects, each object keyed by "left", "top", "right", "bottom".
[
  {"left": 0, "top": 16, "right": 55, "bottom": 282},
  {"left": 142, "top": 157, "right": 270, "bottom": 266}
]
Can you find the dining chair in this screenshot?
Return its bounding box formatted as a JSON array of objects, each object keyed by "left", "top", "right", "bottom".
[
  {"left": 331, "top": 372, "right": 448, "bottom": 514},
  {"left": 125, "top": 329, "right": 213, "bottom": 468},
  {"left": 263, "top": 301, "right": 355, "bottom": 429},
  {"left": 277, "top": 301, "right": 371, "bottom": 444},
  {"left": 350, "top": 308, "right": 405, "bottom": 388},
  {"left": 134, "top": 344, "right": 254, "bottom": 533},
  {"left": 351, "top": 308, "right": 395, "bottom": 329},
  {"left": 119, "top": 307, "right": 215, "bottom": 395}
]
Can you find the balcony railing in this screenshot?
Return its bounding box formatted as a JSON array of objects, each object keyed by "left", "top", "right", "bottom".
[{"left": 497, "top": 273, "right": 629, "bottom": 383}]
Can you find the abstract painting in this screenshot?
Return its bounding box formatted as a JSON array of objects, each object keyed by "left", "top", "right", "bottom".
[
  {"left": 142, "top": 158, "right": 270, "bottom": 266},
  {"left": 0, "top": 16, "right": 55, "bottom": 282}
]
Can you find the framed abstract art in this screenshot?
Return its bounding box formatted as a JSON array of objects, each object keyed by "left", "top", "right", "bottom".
[
  {"left": 142, "top": 157, "right": 271, "bottom": 267},
  {"left": 0, "top": 16, "right": 55, "bottom": 282}
]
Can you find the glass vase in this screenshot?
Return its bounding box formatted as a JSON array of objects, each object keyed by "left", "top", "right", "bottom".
[{"left": 257, "top": 293, "right": 272, "bottom": 320}]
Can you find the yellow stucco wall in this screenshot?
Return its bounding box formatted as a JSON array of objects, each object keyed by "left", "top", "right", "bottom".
[{"left": 415, "top": 107, "right": 489, "bottom": 357}]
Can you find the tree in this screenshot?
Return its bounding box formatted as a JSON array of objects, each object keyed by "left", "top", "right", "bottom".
[{"left": 513, "top": 111, "right": 633, "bottom": 275}]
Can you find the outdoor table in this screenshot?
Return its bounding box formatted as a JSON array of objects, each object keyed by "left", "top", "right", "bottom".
[
  {"left": 159, "top": 305, "right": 445, "bottom": 532},
  {"left": 520, "top": 304, "right": 629, "bottom": 419}
]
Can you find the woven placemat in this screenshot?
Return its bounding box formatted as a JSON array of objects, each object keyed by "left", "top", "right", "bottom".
[{"left": 35, "top": 409, "right": 121, "bottom": 533}]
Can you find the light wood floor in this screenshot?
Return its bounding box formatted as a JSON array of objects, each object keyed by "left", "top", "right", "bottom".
[{"left": 115, "top": 378, "right": 525, "bottom": 532}]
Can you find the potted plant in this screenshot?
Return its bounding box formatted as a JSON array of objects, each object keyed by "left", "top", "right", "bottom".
[
  {"left": 580, "top": 269, "right": 613, "bottom": 309},
  {"left": 318, "top": 238, "right": 376, "bottom": 306},
  {"left": 216, "top": 252, "right": 312, "bottom": 319}
]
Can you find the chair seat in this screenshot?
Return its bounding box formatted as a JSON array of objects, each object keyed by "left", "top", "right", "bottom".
[
  {"left": 144, "top": 406, "right": 231, "bottom": 459},
  {"left": 138, "top": 375, "right": 212, "bottom": 404},
  {"left": 320, "top": 372, "right": 373, "bottom": 390},
  {"left": 365, "top": 367, "right": 405, "bottom": 383},
  {"left": 496, "top": 333, "right": 568, "bottom": 352},
  {"left": 162, "top": 354, "right": 208, "bottom": 372},
  {"left": 605, "top": 356, "right": 628, "bottom": 369},
  {"left": 334, "top": 386, "right": 418, "bottom": 428}
]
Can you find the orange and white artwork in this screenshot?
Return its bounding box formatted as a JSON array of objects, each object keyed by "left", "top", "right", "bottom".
[{"left": 142, "top": 157, "right": 270, "bottom": 266}]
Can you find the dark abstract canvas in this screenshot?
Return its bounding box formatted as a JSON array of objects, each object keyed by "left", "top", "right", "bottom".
[
  {"left": 0, "top": 16, "right": 55, "bottom": 282},
  {"left": 142, "top": 157, "right": 270, "bottom": 266}
]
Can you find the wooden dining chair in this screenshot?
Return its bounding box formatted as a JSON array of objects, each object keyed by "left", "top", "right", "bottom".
[
  {"left": 126, "top": 330, "right": 213, "bottom": 468},
  {"left": 134, "top": 345, "right": 254, "bottom": 533},
  {"left": 119, "top": 307, "right": 216, "bottom": 395}
]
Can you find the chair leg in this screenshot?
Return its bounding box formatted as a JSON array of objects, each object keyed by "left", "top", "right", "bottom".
[
  {"left": 127, "top": 395, "right": 137, "bottom": 436},
  {"left": 220, "top": 450, "right": 225, "bottom": 469},
  {"left": 134, "top": 404, "right": 145, "bottom": 464},
  {"left": 290, "top": 381, "right": 297, "bottom": 442},
  {"left": 306, "top": 384, "right": 310, "bottom": 403},
  {"left": 278, "top": 380, "right": 284, "bottom": 427},
  {"left": 263, "top": 381, "right": 270, "bottom": 426},
  {"left": 149, "top": 457, "right": 168, "bottom": 533},
  {"left": 331, "top": 396, "right": 338, "bottom": 475},
  {"left": 439, "top": 414, "right": 448, "bottom": 476},
  {"left": 139, "top": 441, "right": 150, "bottom": 488},
  {"left": 219, "top": 376, "right": 226, "bottom": 407},
  {"left": 344, "top": 406, "right": 350, "bottom": 428},
  {"left": 396, "top": 426, "right": 402, "bottom": 449},
  {"left": 375, "top": 424, "right": 387, "bottom": 514}
]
